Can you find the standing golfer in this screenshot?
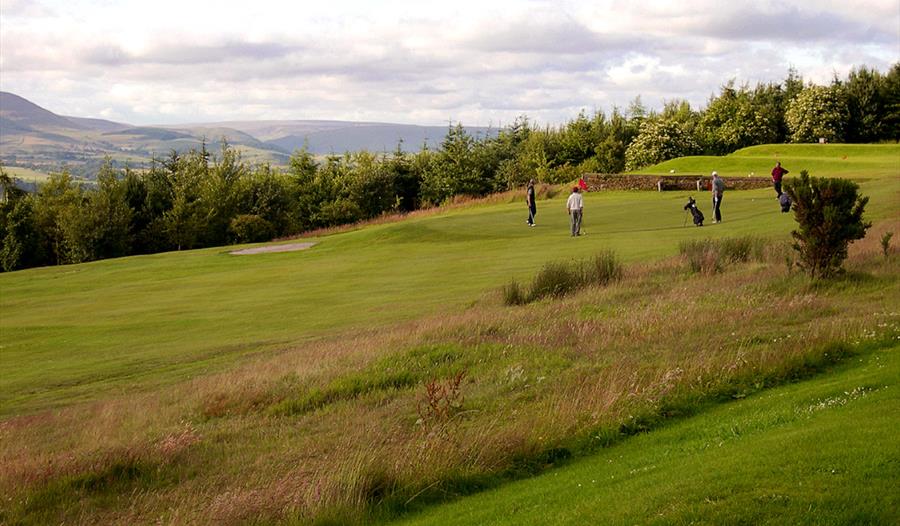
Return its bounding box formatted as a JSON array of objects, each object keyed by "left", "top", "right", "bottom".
[
  {"left": 711, "top": 171, "right": 725, "bottom": 224},
  {"left": 526, "top": 179, "right": 537, "bottom": 226},
  {"left": 566, "top": 186, "right": 584, "bottom": 236},
  {"left": 771, "top": 161, "right": 789, "bottom": 197}
]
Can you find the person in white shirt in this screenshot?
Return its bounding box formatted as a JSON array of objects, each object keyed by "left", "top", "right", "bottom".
[{"left": 566, "top": 186, "right": 584, "bottom": 236}]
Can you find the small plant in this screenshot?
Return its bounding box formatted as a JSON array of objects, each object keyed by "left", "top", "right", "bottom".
[
  {"left": 416, "top": 370, "right": 466, "bottom": 428},
  {"left": 680, "top": 236, "right": 770, "bottom": 275},
  {"left": 881, "top": 232, "right": 894, "bottom": 258},
  {"left": 582, "top": 250, "right": 623, "bottom": 285},
  {"left": 679, "top": 239, "right": 720, "bottom": 274},
  {"left": 784, "top": 171, "right": 870, "bottom": 278},
  {"left": 501, "top": 280, "right": 527, "bottom": 306},
  {"left": 529, "top": 261, "right": 581, "bottom": 300},
  {"left": 503, "top": 251, "right": 623, "bottom": 305}
]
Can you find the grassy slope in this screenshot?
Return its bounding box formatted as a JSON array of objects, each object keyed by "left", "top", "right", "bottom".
[
  {"left": 0, "top": 144, "right": 898, "bottom": 524},
  {"left": 1, "top": 144, "right": 898, "bottom": 416},
  {"left": 636, "top": 143, "right": 900, "bottom": 179},
  {"left": 393, "top": 343, "right": 900, "bottom": 526}
]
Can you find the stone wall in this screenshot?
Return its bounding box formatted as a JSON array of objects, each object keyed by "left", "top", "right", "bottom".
[{"left": 582, "top": 173, "right": 772, "bottom": 192}]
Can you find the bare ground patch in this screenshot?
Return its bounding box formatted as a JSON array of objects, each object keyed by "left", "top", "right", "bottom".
[{"left": 230, "top": 243, "right": 316, "bottom": 255}]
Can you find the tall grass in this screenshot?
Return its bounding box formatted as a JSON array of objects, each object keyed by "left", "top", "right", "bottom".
[
  {"left": 679, "top": 235, "right": 767, "bottom": 274},
  {"left": 504, "top": 250, "right": 623, "bottom": 305}
]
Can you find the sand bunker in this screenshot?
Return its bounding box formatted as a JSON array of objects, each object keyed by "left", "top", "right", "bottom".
[{"left": 230, "top": 242, "right": 316, "bottom": 255}]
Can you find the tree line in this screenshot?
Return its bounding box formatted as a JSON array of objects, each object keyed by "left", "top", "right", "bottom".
[{"left": 1, "top": 64, "right": 898, "bottom": 271}]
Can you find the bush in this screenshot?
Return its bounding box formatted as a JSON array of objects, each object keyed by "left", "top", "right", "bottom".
[
  {"left": 582, "top": 250, "right": 623, "bottom": 285},
  {"left": 784, "top": 171, "right": 870, "bottom": 278},
  {"left": 529, "top": 261, "right": 582, "bottom": 300},
  {"left": 228, "top": 214, "right": 275, "bottom": 244},
  {"left": 502, "top": 251, "right": 622, "bottom": 305},
  {"left": 679, "top": 236, "right": 767, "bottom": 274},
  {"left": 501, "top": 280, "right": 527, "bottom": 306}
]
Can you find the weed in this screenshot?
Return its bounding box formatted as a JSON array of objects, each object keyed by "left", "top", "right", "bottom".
[
  {"left": 882, "top": 231, "right": 893, "bottom": 258},
  {"left": 416, "top": 370, "right": 467, "bottom": 428}
]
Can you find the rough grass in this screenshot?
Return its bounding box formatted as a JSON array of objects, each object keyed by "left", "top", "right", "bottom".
[
  {"left": 504, "top": 250, "right": 623, "bottom": 304},
  {"left": 392, "top": 342, "right": 900, "bottom": 525},
  {"left": 1, "top": 219, "right": 897, "bottom": 525}
]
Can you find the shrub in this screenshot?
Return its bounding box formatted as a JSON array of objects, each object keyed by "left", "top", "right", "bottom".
[
  {"left": 882, "top": 232, "right": 894, "bottom": 258},
  {"left": 529, "top": 261, "right": 581, "bottom": 300},
  {"left": 582, "top": 250, "right": 623, "bottom": 285},
  {"left": 502, "top": 251, "right": 622, "bottom": 305},
  {"left": 501, "top": 280, "right": 527, "bottom": 306},
  {"left": 679, "top": 239, "right": 721, "bottom": 274},
  {"left": 679, "top": 236, "right": 767, "bottom": 274},
  {"left": 228, "top": 214, "right": 275, "bottom": 244},
  {"left": 784, "top": 171, "right": 870, "bottom": 278}
]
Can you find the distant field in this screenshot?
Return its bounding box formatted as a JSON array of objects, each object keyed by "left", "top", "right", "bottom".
[
  {"left": 636, "top": 143, "right": 900, "bottom": 179},
  {"left": 2, "top": 165, "right": 51, "bottom": 182}
]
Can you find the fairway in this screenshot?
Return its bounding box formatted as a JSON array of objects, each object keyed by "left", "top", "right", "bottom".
[
  {"left": 638, "top": 144, "right": 900, "bottom": 179},
  {"left": 1, "top": 145, "right": 898, "bottom": 416}
]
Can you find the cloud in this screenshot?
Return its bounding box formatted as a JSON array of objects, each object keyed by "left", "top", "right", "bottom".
[{"left": 0, "top": 0, "right": 897, "bottom": 127}]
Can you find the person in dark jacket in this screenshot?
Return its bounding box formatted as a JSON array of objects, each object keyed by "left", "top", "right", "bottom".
[
  {"left": 711, "top": 171, "right": 725, "bottom": 223},
  {"left": 526, "top": 179, "right": 536, "bottom": 226}
]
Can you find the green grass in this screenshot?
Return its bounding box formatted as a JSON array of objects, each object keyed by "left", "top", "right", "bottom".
[
  {"left": 1, "top": 145, "right": 898, "bottom": 416},
  {"left": 0, "top": 143, "right": 898, "bottom": 524},
  {"left": 637, "top": 143, "right": 900, "bottom": 179},
  {"left": 390, "top": 342, "right": 900, "bottom": 525}
]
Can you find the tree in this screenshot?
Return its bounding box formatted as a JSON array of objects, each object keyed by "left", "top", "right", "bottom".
[
  {"left": 784, "top": 171, "right": 870, "bottom": 278},
  {"left": 0, "top": 197, "right": 45, "bottom": 271},
  {"left": 624, "top": 118, "right": 700, "bottom": 171},
  {"left": 785, "top": 85, "right": 849, "bottom": 143},
  {"left": 842, "top": 66, "right": 886, "bottom": 142},
  {"left": 698, "top": 82, "right": 777, "bottom": 154}
]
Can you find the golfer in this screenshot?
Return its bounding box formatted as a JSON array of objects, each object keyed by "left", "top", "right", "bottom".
[
  {"left": 771, "top": 161, "right": 789, "bottom": 197},
  {"left": 526, "top": 179, "right": 536, "bottom": 226},
  {"left": 566, "top": 186, "right": 584, "bottom": 236},
  {"left": 711, "top": 171, "right": 725, "bottom": 223}
]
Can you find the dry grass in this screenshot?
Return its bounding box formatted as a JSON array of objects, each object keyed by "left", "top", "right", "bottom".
[{"left": 2, "top": 219, "right": 898, "bottom": 524}]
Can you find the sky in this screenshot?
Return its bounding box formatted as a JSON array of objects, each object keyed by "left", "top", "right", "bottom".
[{"left": 1, "top": 0, "right": 898, "bottom": 127}]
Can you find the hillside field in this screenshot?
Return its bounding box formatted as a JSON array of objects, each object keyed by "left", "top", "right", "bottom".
[{"left": 0, "top": 144, "right": 898, "bottom": 524}]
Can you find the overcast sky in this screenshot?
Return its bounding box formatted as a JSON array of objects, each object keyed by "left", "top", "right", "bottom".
[{"left": 1, "top": 0, "right": 897, "bottom": 126}]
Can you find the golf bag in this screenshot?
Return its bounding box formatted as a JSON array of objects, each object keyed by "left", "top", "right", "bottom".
[
  {"left": 779, "top": 193, "right": 792, "bottom": 213},
  {"left": 684, "top": 196, "right": 704, "bottom": 226}
]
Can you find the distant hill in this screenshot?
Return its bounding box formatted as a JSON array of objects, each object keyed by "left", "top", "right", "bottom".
[
  {"left": 0, "top": 92, "right": 84, "bottom": 130},
  {"left": 0, "top": 92, "right": 496, "bottom": 177},
  {"left": 64, "top": 116, "right": 131, "bottom": 133}
]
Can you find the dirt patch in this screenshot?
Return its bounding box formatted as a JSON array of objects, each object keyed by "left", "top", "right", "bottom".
[{"left": 230, "top": 242, "right": 316, "bottom": 255}]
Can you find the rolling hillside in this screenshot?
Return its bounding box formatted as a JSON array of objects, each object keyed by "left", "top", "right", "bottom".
[{"left": 0, "top": 93, "right": 494, "bottom": 179}]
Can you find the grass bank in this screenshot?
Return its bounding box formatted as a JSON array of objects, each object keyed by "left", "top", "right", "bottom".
[
  {"left": 392, "top": 341, "right": 900, "bottom": 525},
  {"left": 2, "top": 219, "right": 897, "bottom": 524}
]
